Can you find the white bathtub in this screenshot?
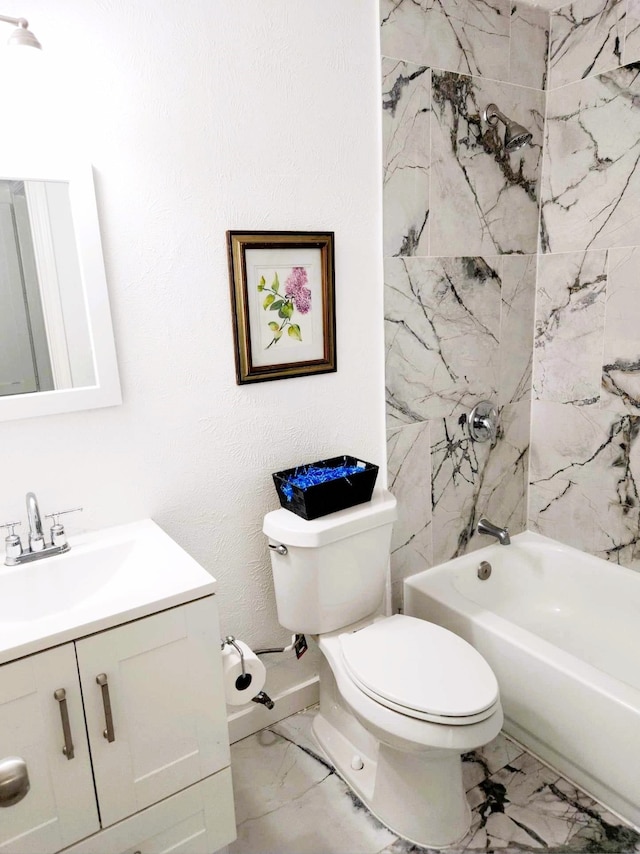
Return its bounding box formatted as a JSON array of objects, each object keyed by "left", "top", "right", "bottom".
[{"left": 404, "top": 531, "right": 640, "bottom": 830}]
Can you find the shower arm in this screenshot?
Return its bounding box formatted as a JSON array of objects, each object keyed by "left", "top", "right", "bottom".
[{"left": 485, "top": 104, "right": 509, "bottom": 127}]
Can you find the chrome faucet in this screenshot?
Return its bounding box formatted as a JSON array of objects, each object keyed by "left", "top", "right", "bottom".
[
  {"left": 0, "top": 493, "right": 82, "bottom": 566},
  {"left": 26, "top": 491, "right": 45, "bottom": 552},
  {"left": 476, "top": 517, "right": 511, "bottom": 545}
]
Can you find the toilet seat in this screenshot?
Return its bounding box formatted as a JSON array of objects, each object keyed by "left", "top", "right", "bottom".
[{"left": 338, "top": 614, "right": 499, "bottom": 725}]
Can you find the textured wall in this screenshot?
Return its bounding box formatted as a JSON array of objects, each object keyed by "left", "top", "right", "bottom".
[
  {"left": 0, "top": 1, "right": 386, "bottom": 688},
  {"left": 380, "top": 0, "right": 547, "bottom": 608}
]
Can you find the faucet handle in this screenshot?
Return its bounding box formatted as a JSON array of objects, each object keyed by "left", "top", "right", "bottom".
[
  {"left": 44, "top": 507, "right": 83, "bottom": 521},
  {"left": 0, "top": 520, "right": 21, "bottom": 535},
  {"left": 0, "top": 521, "right": 23, "bottom": 560},
  {"left": 45, "top": 508, "right": 83, "bottom": 547}
]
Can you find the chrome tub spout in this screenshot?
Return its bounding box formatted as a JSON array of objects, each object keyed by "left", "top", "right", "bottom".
[{"left": 477, "top": 518, "right": 511, "bottom": 545}]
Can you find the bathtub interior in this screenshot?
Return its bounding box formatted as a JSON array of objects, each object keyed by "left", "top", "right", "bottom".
[{"left": 417, "top": 532, "right": 640, "bottom": 692}]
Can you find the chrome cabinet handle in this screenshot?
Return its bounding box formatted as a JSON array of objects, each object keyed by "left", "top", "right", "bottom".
[
  {"left": 96, "top": 673, "right": 115, "bottom": 743},
  {"left": 54, "top": 688, "right": 75, "bottom": 760},
  {"left": 0, "top": 757, "right": 30, "bottom": 807}
]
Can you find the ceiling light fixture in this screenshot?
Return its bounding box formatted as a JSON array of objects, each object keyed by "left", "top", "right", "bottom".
[{"left": 0, "top": 14, "right": 41, "bottom": 50}]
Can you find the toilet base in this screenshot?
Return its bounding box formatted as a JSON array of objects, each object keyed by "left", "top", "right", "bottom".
[
  {"left": 312, "top": 712, "right": 471, "bottom": 849},
  {"left": 313, "top": 662, "right": 473, "bottom": 849}
]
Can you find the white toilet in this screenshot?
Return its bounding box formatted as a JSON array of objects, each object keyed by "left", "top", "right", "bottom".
[{"left": 263, "top": 489, "right": 503, "bottom": 849}]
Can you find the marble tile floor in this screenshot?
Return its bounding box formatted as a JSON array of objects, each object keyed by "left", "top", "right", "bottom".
[{"left": 229, "top": 707, "right": 640, "bottom": 854}]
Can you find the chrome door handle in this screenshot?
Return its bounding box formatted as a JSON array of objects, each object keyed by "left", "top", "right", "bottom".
[
  {"left": 96, "top": 673, "right": 115, "bottom": 743},
  {"left": 54, "top": 688, "right": 75, "bottom": 760},
  {"left": 0, "top": 757, "right": 30, "bottom": 807}
]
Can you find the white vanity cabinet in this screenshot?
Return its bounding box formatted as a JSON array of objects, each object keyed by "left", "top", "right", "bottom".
[
  {"left": 0, "top": 596, "right": 235, "bottom": 854},
  {"left": 0, "top": 644, "right": 99, "bottom": 852}
]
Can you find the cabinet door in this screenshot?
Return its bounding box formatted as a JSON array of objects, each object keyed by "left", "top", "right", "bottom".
[
  {"left": 76, "top": 596, "right": 230, "bottom": 827},
  {"left": 0, "top": 644, "right": 99, "bottom": 853},
  {"left": 62, "top": 769, "right": 236, "bottom": 854}
]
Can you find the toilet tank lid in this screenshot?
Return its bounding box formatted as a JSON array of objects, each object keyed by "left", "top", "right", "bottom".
[{"left": 263, "top": 489, "right": 397, "bottom": 547}]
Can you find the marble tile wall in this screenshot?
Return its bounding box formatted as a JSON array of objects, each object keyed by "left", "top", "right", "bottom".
[
  {"left": 533, "top": 250, "right": 607, "bottom": 405},
  {"left": 541, "top": 65, "right": 640, "bottom": 255},
  {"left": 380, "top": 1, "right": 547, "bottom": 609},
  {"left": 381, "top": 0, "right": 640, "bottom": 596},
  {"left": 532, "top": 0, "right": 640, "bottom": 569},
  {"left": 430, "top": 400, "right": 530, "bottom": 565},
  {"left": 548, "top": 0, "right": 626, "bottom": 90},
  {"left": 380, "top": 0, "right": 549, "bottom": 88},
  {"left": 385, "top": 256, "right": 502, "bottom": 425},
  {"left": 381, "top": 59, "right": 430, "bottom": 257},
  {"left": 429, "top": 72, "right": 544, "bottom": 256}
]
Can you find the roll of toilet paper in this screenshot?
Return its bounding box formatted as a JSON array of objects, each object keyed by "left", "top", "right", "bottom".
[{"left": 222, "top": 640, "right": 266, "bottom": 705}]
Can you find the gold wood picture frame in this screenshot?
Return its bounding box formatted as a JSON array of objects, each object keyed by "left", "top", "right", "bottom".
[{"left": 227, "top": 231, "right": 336, "bottom": 384}]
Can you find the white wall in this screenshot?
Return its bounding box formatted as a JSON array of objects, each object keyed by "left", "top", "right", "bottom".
[{"left": 0, "top": 1, "right": 386, "bottom": 673}]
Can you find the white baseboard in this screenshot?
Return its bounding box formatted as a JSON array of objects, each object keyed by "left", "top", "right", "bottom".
[{"left": 227, "top": 675, "right": 319, "bottom": 744}]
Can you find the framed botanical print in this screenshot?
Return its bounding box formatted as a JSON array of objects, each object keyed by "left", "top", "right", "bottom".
[{"left": 227, "top": 231, "right": 336, "bottom": 384}]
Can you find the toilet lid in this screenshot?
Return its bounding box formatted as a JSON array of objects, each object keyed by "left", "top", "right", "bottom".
[{"left": 339, "top": 614, "right": 499, "bottom": 721}]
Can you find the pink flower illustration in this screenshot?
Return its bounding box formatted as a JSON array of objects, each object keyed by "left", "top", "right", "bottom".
[
  {"left": 285, "top": 267, "right": 312, "bottom": 314},
  {"left": 258, "top": 266, "right": 311, "bottom": 348}
]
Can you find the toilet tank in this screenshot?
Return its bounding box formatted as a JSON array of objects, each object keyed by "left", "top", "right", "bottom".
[{"left": 263, "top": 490, "right": 397, "bottom": 634}]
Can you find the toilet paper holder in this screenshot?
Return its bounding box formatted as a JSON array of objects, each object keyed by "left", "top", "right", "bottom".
[
  {"left": 221, "top": 635, "right": 275, "bottom": 709},
  {"left": 221, "top": 635, "right": 248, "bottom": 683}
]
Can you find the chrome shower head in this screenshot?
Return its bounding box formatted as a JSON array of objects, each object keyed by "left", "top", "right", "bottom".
[
  {"left": 504, "top": 121, "right": 533, "bottom": 152},
  {"left": 484, "top": 103, "right": 532, "bottom": 152}
]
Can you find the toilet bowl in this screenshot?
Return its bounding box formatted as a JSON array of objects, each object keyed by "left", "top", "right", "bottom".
[
  {"left": 313, "top": 614, "right": 502, "bottom": 847},
  {"left": 264, "top": 491, "right": 503, "bottom": 848}
]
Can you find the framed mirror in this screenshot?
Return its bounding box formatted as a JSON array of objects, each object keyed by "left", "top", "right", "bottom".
[{"left": 0, "top": 160, "right": 121, "bottom": 421}]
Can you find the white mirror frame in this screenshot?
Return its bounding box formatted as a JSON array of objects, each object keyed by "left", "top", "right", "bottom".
[{"left": 0, "top": 159, "right": 121, "bottom": 422}]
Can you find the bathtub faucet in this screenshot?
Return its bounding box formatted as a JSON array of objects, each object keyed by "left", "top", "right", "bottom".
[{"left": 477, "top": 518, "right": 511, "bottom": 545}]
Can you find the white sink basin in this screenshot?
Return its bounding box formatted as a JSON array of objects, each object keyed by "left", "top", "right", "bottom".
[
  {"left": 0, "top": 541, "right": 132, "bottom": 622},
  {"left": 0, "top": 519, "right": 216, "bottom": 663}
]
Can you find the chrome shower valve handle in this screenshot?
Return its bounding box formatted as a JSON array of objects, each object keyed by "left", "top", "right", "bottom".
[{"left": 468, "top": 401, "right": 498, "bottom": 445}]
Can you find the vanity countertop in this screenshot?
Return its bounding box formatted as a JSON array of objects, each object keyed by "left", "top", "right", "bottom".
[{"left": 0, "top": 519, "right": 216, "bottom": 664}]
